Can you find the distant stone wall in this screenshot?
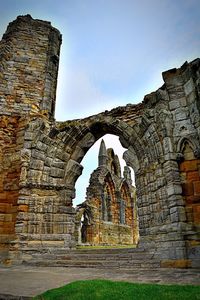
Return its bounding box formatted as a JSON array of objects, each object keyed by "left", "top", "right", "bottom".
[
  {"left": 0, "top": 15, "right": 199, "bottom": 268},
  {"left": 90, "top": 222, "right": 134, "bottom": 245}
]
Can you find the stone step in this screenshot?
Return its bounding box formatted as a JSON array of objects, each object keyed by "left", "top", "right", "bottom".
[
  {"left": 72, "top": 247, "right": 143, "bottom": 254},
  {"left": 21, "top": 247, "right": 144, "bottom": 255},
  {"left": 21, "top": 247, "right": 151, "bottom": 258},
  {"left": 24, "top": 258, "right": 160, "bottom": 268},
  {"left": 21, "top": 246, "right": 160, "bottom": 268},
  {"left": 28, "top": 252, "right": 153, "bottom": 260},
  {"left": 32, "top": 255, "right": 153, "bottom": 261}
]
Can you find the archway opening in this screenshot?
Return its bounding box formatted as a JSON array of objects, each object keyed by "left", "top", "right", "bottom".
[
  {"left": 74, "top": 134, "right": 139, "bottom": 247},
  {"left": 74, "top": 134, "right": 134, "bottom": 206}
]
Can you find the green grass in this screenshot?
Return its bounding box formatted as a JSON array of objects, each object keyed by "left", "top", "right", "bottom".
[{"left": 33, "top": 279, "right": 200, "bottom": 300}]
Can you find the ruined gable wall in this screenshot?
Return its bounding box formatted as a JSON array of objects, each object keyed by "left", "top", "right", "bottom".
[{"left": 76, "top": 147, "right": 138, "bottom": 246}]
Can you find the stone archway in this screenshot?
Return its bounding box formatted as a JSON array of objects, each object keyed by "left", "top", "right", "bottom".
[
  {"left": 63, "top": 116, "right": 138, "bottom": 202},
  {"left": 0, "top": 15, "right": 200, "bottom": 268},
  {"left": 74, "top": 203, "right": 93, "bottom": 245},
  {"left": 59, "top": 113, "right": 170, "bottom": 253},
  {"left": 7, "top": 88, "right": 199, "bottom": 267}
]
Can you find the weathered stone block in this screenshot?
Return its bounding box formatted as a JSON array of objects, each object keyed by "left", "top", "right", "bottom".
[
  {"left": 161, "top": 259, "right": 191, "bottom": 268},
  {"left": 50, "top": 167, "right": 64, "bottom": 178},
  {"left": 30, "top": 160, "right": 44, "bottom": 170},
  {"left": 184, "top": 78, "right": 194, "bottom": 96},
  {"left": 32, "top": 149, "right": 45, "bottom": 161},
  {"left": 52, "top": 159, "right": 64, "bottom": 169},
  {"left": 182, "top": 182, "right": 194, "bottom": 196},
  {"left": 36, "top": 141, "right": 48, "bottom": 151},
  {"left": 166, "top": 184, "right": 182, "bottom": 196},
  {"left": 163, "top": 137, "right": 173, "bottom": 154},
  {"left": 18, "top": 205, "right": 28, "bottom": 212},
  {"left": 193, "top": 181, "right": 200, "bottom": 195},
  {"left": 174, "top": 108, "right": 188, "bottom": 121},
  {"left": 170, "top": 206, "right": 186, "bottom": 222},
  {"left": 193, "top": 205, "right": 200, "bottom": 224},
  {"left": 180, "top": 160, "right": 198, "bottom": 172}
]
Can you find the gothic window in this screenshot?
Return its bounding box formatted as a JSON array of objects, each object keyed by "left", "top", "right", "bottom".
[
  {"left": 102, "top": 189, "right": 112, "bottom": 222},
  {"left": 119, "top": 182, "right": 133, "bottom": 225},
  {"left": 79, "top": 204, "right": 92, "bottom": 244},
  {"left": 81, "top": 212, "right": 88, "bottom": 243},
  {"left": 119, "top": 199, "right": 126, "bottom": 224},
  {"left": 182, "top": 141, "right": 195, "bottom": 160},
  {"left": 102, "top": 192, "right": 108, "bottom": 221},
  {"left": 102, "top": 177, "right": 113, "bottom": 222},
  {"left": 111, "top": 162, "right": 117, "bottom": 175}
]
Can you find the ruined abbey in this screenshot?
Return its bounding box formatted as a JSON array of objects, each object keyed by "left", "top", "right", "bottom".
[
  {"left": 75, "top": 139, "right": 139, "bottom": 246},
  {"left": 0, "top": 15, "right": 199, "bottom": 268}
]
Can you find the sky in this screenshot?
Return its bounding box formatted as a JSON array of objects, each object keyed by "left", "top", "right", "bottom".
[{"left": 0, "top": 0, "right": 199, "bottom": 205}]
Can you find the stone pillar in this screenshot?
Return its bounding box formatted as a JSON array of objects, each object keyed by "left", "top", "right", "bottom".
[
  {"left": 0, "top": 15, "right": 62, "bottom": 119},
  {"left": 0, "top": 15, "right": 62, "bottom": 264}
]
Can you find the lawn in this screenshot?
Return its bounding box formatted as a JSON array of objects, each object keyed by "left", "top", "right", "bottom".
[{"left": 33, "top": 279, "right": 200, "bottom": 300}]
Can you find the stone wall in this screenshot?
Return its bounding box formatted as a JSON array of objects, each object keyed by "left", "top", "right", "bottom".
[
  {"left": 0, "top": 15, "right": 199, "bottom": 268},
  {"left": 178, "top": 140, "right": 200, "bottom": 266},
  {"left": 0, "top": 116, "right": 24, "bottom": 261}
]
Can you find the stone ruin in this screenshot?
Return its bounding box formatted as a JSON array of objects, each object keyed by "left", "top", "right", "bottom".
[
  {"left": 75, "top": 139, "right": 139, "bottom": 246},
  {"left": 0, "top": 15, "right": 199, "bottom": 268}
]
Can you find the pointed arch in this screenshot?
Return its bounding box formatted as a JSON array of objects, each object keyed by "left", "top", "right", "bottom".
[
  {"left": 107, "top": 148, "right": 121, "bottom": 177},
  {"left": 102, "top": 172, "right": 115, "bottom": 222},
  {"left": 177, "top": 136, "right": 197, "bottom": 154},
  {"left": 120, "top": 181, "right": 135, "bottom": 225},
  {"left": 75, "top": 202, "right": 93, "bottom": 244},
  {"left": 62, "top": 115, "right": 143, "bottom": 193},
  {"left": 176, "top": 136, "right": 200, "bottom": 163}
]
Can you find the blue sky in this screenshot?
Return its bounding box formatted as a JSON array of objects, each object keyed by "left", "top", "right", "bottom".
[{"left": 0, "top": 0, "right": 199, "bottom": 205}]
